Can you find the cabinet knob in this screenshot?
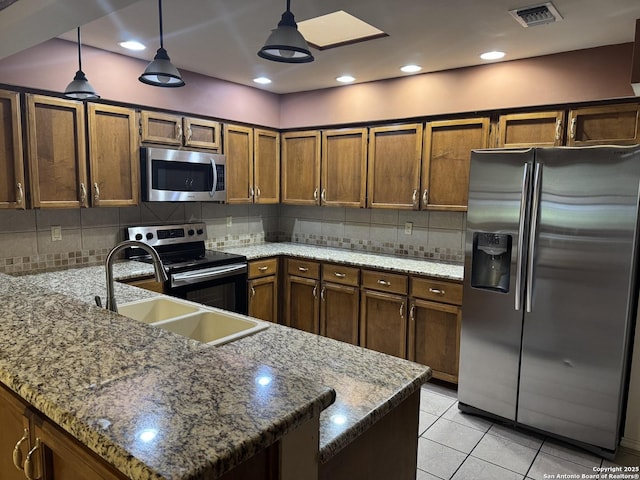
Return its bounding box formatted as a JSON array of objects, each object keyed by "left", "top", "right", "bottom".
[{"left": 12, "top": 428, "right": 29, "bottom": 471}]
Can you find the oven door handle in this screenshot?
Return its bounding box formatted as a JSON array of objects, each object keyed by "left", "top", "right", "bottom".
[{"left": 171, "top": 263, "right": 247, "bottom": 287}]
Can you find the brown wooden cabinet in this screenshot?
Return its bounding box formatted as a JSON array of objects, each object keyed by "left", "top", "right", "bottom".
[
  {"left": 367, "top": 124, "right": 422, "bottom": 210},
  {"left": 496, "top": 111, "right": 565, "bottom": 147},
  {"left": 284, "top": 258, "right": 320, "bottom": 333},
  {"left": 320, "top": 263, "right": 360, "bottom": 345},
  {"left": 1, "top": 384, "right": 126, "bottom": 480},
  {"left": 567, "top": 103, "right": 640, "bottom": 146},
  {"left": 248, "top": 257, "right": 279, "bottom": 323},
  {"left": 140, "top": 110, "right": 221, "bottom": 151},
  {"left": 421, "top": 117, "right": 490, "bottom": 211},
  {"left": 360, "top": 269, "right": 409, "bottom": 359},
  {"left": 119, "top": 275, "right": 165, "bottom": 293},
  {"left": 26, "top": 94, "right": 88, "bottom": 209},
  {"left": 254, "top": 128, "right": 280, "bottom": 204},
  {"left": 225, "top": 125, "right": 280, "bottom": 204},
  {"left": 408, "top": 277, "right": 463, "bottom": 383},
  {"left": 225, "top": 123, "right": 254, "bottom": 204},
  {"left": 321, "top": 128, "right": 367, "bottom": 208},
  {"left": 281, "top": 130, "right": 321, "bottom": 205},
  {"left": 87, "top": 104, "right": 139, "bottom": 207},
  {"left": 0, "top": 90, "right": 26, "bottom": 209}
]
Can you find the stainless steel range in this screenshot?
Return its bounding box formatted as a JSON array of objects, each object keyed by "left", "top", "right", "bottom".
[{"left": 125, "top": 223, "right": 248, "bottom": 314}]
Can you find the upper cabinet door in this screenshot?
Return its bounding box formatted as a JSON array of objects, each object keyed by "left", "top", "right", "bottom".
[
  {"left": 497, "top": 111, "right": 565, "bottom": 147},
  {"left": 139, "top": 111, "right": 183, "bottom": 146},
  {"left": 0, "top": 90, "right": 26, "bottom": 209},
  {"left": 254, "top": 128, "right": 280, "bottom": 204},
  {"left": 567, "top": 103, "right": 640, "bottom": 146},
  {"left": 87, "top": 104, "right": 139, "bottom": 207},
  {"left": 367, "top": 123, "right": 422, "bottom": 210},
  {"left": 321, "top": 128, "right": 367, "bottom": 208},
  {"left": 183, "top": 117, "right": 221, "bottom": 151},
  {"left": 225, "top": 123, "right": 254, "bottom": 204},
  {"left": 26, "top": 94, "right": 88, "bottom": 209},
  {"left": 421, "top": 117, "right": 490, "bottom": 211},
  {"left": 281, "top": 130, "right": 321, "bottom": 205}
]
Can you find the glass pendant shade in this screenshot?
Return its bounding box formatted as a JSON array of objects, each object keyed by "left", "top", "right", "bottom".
[
  {"left": 139, "top": 0, "right": 185, "bottom": 87},
  {"left": 258, "top": 0, "right": 314, "bottom": 63},
  {"left": 64, "top": 27, "right": 99, "bottom": 99}
]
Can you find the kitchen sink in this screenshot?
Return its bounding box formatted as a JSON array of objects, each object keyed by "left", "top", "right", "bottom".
[
  {"left": 118, "top": 297, "right": 199, "bottom": 324},
  {"left": 118, "top": 296, "right": 269, "bottom": 345}
]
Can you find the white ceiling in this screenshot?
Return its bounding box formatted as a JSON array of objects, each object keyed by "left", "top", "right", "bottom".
[{"left": 3, "top": 0, "right": 640, "bottom": 94}]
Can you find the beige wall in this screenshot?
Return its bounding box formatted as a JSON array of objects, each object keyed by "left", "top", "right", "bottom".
[
  {"left": 0, "top": 38, "right": 281, "bottom": 128},
  {"left": 280, "top": 43, "right": 638, "bottom": 128}
]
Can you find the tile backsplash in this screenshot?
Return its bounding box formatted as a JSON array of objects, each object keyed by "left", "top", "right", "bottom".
[{"left": 0, "top": 203, "right": 464, "bottom": 275}]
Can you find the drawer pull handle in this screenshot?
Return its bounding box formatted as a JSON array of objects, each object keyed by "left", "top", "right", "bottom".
[
  {"left": 313, "top": 285, "right": 318, "bottom": 298},
  {"left": 24, "top": 438, "right": 41, "bottom": 480},
  {"left": 400, "top": 302, "right": 405, "bottom": 319},
  {"left": 377, "top": 279, "right": 391, "bottom": 286},
  {"left": 429, "top": 287, "right": 445, "bottom": 295},
  {"left": 258, "top": 266, "right": 269, "bottom": 272},
  {"left": 13, "top": 428, "right": 29, "bottom": 471},
  {"left": 334, "top": 272, "right": 346, "bottom": 278},
  {"left": 298, "top": 266, "right": 309, "bottom": 272},
  {"left": 321, "top": 286, "right": 325, "bottom": 301},
  {"left": 409, "top": 304, "right": 415, "bottom": 322}
]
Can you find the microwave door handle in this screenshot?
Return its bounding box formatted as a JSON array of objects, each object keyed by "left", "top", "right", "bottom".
[{"left": 210, "top": 158, "right": 217, "bottom": 197}]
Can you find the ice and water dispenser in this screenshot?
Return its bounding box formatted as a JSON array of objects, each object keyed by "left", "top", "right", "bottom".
[{"left": 470, "top": 232, "right": 512, "bottom": 293}]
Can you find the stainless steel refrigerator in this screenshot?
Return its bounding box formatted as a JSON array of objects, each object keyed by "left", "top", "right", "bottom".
[{"left": 458, "top": 146, "right": 640, "bottom": 456}]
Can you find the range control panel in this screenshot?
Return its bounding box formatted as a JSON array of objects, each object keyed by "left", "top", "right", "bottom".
[{"left": 126, "top": 223, "right": 207, "bottom": 247}]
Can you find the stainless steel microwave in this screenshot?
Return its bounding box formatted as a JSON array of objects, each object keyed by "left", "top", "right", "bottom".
[{"left": 141, "top": 147, "right": 226, "bottom": 202}]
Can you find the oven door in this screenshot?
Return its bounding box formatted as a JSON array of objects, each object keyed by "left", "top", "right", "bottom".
[{"left": 168, "top": 263, "right": 248, "bottom": 315}]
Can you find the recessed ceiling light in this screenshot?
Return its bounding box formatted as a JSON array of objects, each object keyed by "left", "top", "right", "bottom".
[
  {"left": 480, "top": 51, "right": 506, "bottom": 60},
  {"left": 119, "top": 40, "right": 146, "bottom": 51},
  {"left": 253, "top": 77, "right": 272, "bottom": 85},
  {"left": 401, "top": 64, "right": 422, "bottom": 73},
  {"left": 336, "top": 75, "right": 355, "bottom": 83}
]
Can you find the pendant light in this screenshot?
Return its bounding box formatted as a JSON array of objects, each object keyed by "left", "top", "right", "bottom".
[
  {"left": 139, "top": 0, "right": 185, "bottom": 87},
  {"left": 258, "top": 0, "right": 314, "bottom": 63},
  {"left": 64, "top": 27, "right": 100, "bottom": 100}
]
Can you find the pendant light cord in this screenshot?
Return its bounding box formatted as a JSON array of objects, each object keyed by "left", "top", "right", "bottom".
[
  {"left": 76, "top": 27, "right": 83, "bottom": 71},
  {"left": 158, "top": 0, "right": 164, "bottom": 49},
  {"left": 286, "top": 0, "right": 290, "bottom": 12}
]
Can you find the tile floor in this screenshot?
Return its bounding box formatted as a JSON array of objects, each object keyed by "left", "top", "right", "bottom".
[{"left": 417, "top": 382, "right": 640, "bottom": 480}]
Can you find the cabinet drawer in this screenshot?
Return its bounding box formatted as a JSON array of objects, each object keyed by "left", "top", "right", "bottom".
[
  {"left": 287, "top": 258, "right": 320, "bottom": 279},
  {"left": 361, "top": 269, "right": 408, "bottom": 295},
  {"left": 411, "top": 276, "right": 463, "bottom": 305},
  {"left": 322, "top": 263, "right": 359, "bottom": 286},
  {"left": 248, "top": 258, "right": 278, "bottom": 279}
]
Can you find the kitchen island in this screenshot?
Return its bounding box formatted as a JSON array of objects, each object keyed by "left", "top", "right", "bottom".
[{"left": 1, "top": 258, "right": 431, "bottom": 480}]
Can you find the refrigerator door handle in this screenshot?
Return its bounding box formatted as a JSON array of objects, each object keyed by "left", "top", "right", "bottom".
[
  {"left": 526, "top": 161, "right": 543, "bottom": 313},
  {"left": 515, "top": 162, "right": 531, "bottom": 311}
]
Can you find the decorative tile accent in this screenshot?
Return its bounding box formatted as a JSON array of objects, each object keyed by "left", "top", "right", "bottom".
[{"left": 0, "top": 249, "right": 111, "bottom": 275}]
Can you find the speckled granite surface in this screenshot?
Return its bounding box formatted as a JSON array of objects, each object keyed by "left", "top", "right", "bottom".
[
  {"left": 0, "top": 272, "right": 335, "bottom": 479},
  {"left": 222, "top": 242, "right": 464, "bottom": 280},
  {"left": 6, "top": 252, "right": 432, "bottom": 478}
]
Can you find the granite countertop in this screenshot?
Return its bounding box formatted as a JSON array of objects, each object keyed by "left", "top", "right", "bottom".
[
  {"left": 0, "top": 272, "right": 336, "bottom": 479},
  {"left": 6, "top": 246, "right": 432, "bottom": 478},
  {"left": 221, "top": 242, "right": 464, "bottom": 281}
]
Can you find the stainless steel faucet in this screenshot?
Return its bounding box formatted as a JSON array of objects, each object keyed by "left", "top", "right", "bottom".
[{"left": 104, "top": 240, "right": 168, "bottom": 312}]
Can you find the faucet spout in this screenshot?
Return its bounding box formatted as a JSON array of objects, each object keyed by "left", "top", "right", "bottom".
[{"left": 105, "top": 240, "right": 168, "bottom": 313}]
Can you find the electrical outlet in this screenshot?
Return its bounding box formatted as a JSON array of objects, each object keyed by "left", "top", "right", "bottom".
[
  {"left": 51, "top": 225, "right": 62, "bottom": 241},
  {"left": 404, "top": 222, "right": 413, "bottom": 235},
  {"left": 226, "top": 216, "right": 232, "bottom": 227}
]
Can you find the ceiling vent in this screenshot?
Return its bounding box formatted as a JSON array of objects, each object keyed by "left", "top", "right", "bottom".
[{"left": 509, "top": 2, "right": 563, "bottom": 28}]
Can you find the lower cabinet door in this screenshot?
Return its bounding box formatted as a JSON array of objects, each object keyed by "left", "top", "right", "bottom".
[
  {"left": 360, "top": 290, "right": 408, "bottom": 358},
  {"left": 33, "top": 420, "right": 125, "bottom": 480},
  {"left": 285, "top": 275, "right": 320, "bottom": 334},
  {"left": 408, "top": 298, "right": 462, "bottom": 383},
  {"left": 320, "top": 282, "right": 359, "bottom": 345},
  {"left": 249, "top": 275, "right": 278, "bottom": 323},
  {"left": 0, "top": 386, "right": 31, "bottom": 480}
]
